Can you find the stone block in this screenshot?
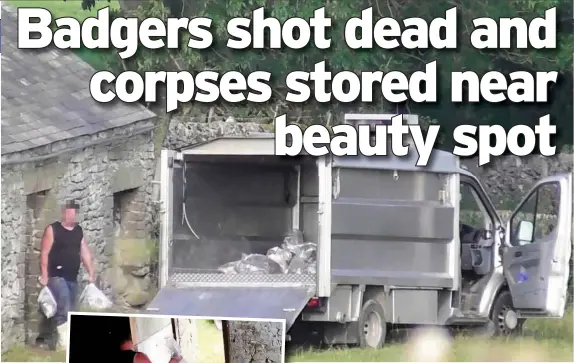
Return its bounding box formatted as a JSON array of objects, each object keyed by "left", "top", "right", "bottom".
[
  {"left": 121, "top": 275, "right": 153, "bottom": 307},
  {"left": 17, "top": 264, "right": 26, "bottom": 277},
  {"left": 111, "top": 167, "right": 144, "bottom": 193},
  {"left": 22, "top": 163, "right": 66, "bottom": 195},
  {"left": 114, "top": 238, "right": 157, "bottom": 267},
  {"left": 121, "top": 221, "right": 147, "bottom": 235},
  {"left": 27, "top": 262, "right": 40, "bottom": 276},
  {"left": 107, "top": 267, "right": 129, "bottom": 295},
  {"left": 25, "top": 280, "right": 40, "bottom": 290},
  {"left": 122, "top": 209, "right": 146, "bottom": 223}
]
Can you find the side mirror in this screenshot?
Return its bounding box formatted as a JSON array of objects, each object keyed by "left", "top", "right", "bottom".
[{"left": 517, "top": 220, "right": 534, "bottom": 245}]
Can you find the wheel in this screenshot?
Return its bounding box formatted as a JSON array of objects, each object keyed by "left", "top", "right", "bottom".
[
  {"left": 358, "top": 299, "right": 387, "bottom": 348},
  {"left": 489, "top": 290, "right": 525, "bottom": 336}
]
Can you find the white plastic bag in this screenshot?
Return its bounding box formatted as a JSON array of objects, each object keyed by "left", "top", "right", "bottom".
[
  {"left": 38, "top": 286, "right": 57, "bottom": 318},
  {"left": 166, "top": 336, "right": 188, "bottom": 363},
  {"left": 78, "top": 283, "right": 112, "bottom": 310}
]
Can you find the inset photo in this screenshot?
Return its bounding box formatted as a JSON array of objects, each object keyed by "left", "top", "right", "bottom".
[{"left": 67, "top": 312, "right": 285, "bottom": 363}]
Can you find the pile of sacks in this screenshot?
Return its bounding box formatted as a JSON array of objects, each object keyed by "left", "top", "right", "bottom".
[{"left": 218, "top": 229, "right": 317, "bottom": 274}]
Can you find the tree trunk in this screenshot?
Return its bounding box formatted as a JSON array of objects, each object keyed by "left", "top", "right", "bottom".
[{"left": 225, "top": 321, "right": 284, "bottom": 363}]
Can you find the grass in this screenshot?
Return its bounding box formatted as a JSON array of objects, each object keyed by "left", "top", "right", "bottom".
[
  {"left": 289, "top": 309, "right": 574, "bottom": 362},
  {"left": 6, "top": 0, "right": 121, "bottom": 70},
  {"left": 2, "top": 346, "right": 66, "bottom": 362}
]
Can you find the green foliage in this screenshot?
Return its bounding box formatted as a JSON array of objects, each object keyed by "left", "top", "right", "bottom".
[{"left": 73, "top": 0, "right": 572, "bottom": 147}]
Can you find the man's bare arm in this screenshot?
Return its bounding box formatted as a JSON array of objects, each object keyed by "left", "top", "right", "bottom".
[
  {"left": 40, "top": 225, "right": 54, "bottom": 284},
  {"left": 133, "top": 352, "right": 152, "bottom": 363},
  {"left": 80, "top": 238, "right": 95, "bottom": 282}
]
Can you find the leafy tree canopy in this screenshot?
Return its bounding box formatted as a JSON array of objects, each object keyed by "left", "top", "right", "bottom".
[{"left": 78, "top": 0, "right": 573, "bottom": 148}]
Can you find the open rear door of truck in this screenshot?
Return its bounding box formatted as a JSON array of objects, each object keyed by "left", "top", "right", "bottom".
[
  {"left": 146, "top": 273, "right": 316, "bottom": 329},
  {"left": 502, "top": 173, "right": 572, "bottom": 318}
]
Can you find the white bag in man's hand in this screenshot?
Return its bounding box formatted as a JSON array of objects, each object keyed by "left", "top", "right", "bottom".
[
  {"left": 38, "top": 286, "right": 57, "bottom": 318},
  {"left": 166, "top": 336, "right": 187, "bottom": 363},
  {"left": 79, "top": 283, "right": 112, "bottom": 310}
]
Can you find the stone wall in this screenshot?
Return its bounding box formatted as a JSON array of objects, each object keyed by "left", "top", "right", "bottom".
[
  {"left": 23, "top": 193, "right": 60, "bottom": 344},
  {"left": 164, "top": 118, "right": 266, "bottom": 149},
  {"left": 227, "top": 321, "right": 284, "bottom": 363},
  {"left": 1, "top": 125, "right": 156, "bottom": 351},
  {"left": 462, "top": 153, "right": 573, "bottom": 208}
]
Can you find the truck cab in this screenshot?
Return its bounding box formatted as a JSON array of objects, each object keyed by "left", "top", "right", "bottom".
[
  {"left": 456, "top": 167, "right": 571, "bottom": 334},
  {"left": 148, "top": 114, "right": 572, "bottom": 348}
]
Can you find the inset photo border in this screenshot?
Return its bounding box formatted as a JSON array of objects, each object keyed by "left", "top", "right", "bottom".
[{"left": 66, "top": 312, "right": 286, "bottom": 363}]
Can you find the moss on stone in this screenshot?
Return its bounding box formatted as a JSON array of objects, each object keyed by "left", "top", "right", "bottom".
[{"left": 114, "top": 238, "right": 157, "bottom": 267}]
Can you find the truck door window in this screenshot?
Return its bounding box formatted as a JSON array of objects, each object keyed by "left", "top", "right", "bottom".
[
  {"left": 509, "top": 183, "right": 560, "bottom": 246},
  {"left": 460, "top": 183, "right": 493, "bottom": 230}
]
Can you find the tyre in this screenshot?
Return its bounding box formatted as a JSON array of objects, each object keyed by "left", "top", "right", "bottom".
[
  {"left": 358, "top": 299, "right": 387, "bottom": 348},
  {"left": 489, "top": 290, "right": 525, "bottom": 336}
]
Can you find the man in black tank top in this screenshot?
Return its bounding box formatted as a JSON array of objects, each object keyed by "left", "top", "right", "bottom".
[{"left": 38, "top": 200, "right": 96, "bottom": 351}]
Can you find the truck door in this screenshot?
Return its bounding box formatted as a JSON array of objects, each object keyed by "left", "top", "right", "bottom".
[{"left": 502, "top": 173, "right": 572, "bottom": 317}]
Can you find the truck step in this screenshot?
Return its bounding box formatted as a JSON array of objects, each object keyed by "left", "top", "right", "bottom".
[{"left": 447, "top": 312, "right": 490, "bottom": 325}]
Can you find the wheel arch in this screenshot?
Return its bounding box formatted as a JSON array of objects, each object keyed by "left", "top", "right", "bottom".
[
  {"left": 487, "top": 283, "right": 510, "bottom": 318},
  {"left": 478, "top": 273, "right": 509, "bottom": 317},
  {"left": 363, "top": 286, "right": 391, "bottom": 322}
]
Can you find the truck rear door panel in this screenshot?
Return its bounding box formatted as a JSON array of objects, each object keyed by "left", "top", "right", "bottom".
[{"left": 329, "top": 167, "right": 457, "bottom": 289}]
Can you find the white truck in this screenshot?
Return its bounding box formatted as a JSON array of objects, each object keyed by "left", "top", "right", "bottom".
[{"left": 147, "top": 114, "right": 572, "bottom": 348}]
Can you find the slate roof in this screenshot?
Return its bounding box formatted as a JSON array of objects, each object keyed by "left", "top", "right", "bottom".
[{"left": 1, "top": 5, "right": 156, "bottom": 156}]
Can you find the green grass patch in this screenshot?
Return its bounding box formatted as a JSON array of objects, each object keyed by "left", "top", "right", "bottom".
[
  {"left": 2, "top": 346, "right": 66, "bottom": 362},
  {"left": 290, "top": 310, "right": 574, "bottom": 362},
  {"left": 6, "top": 0, "right": 121, "bottom": 70}
]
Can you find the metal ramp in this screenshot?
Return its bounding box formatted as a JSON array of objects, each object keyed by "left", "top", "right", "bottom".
[{"left": 146, "top": 272, "right": 316, "bottom": 329}]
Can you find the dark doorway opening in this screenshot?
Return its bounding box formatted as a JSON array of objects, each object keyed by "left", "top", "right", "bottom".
[{"left": 68, "top": 314, "right": 131, "bottom": 362}]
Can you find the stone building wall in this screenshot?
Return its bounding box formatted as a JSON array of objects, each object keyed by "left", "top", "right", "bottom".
[
  {"left": 23, "top": 193, "right": 60, "bottom": 344},
  {"left": 1, "top": 125, "right": 157, "bottom": 351},
  {"left": 1, "top": 119, "right": 269, "bottom": 352},
  {"left": 462, "top": 152, "right": 573, "bottom": 208}
]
